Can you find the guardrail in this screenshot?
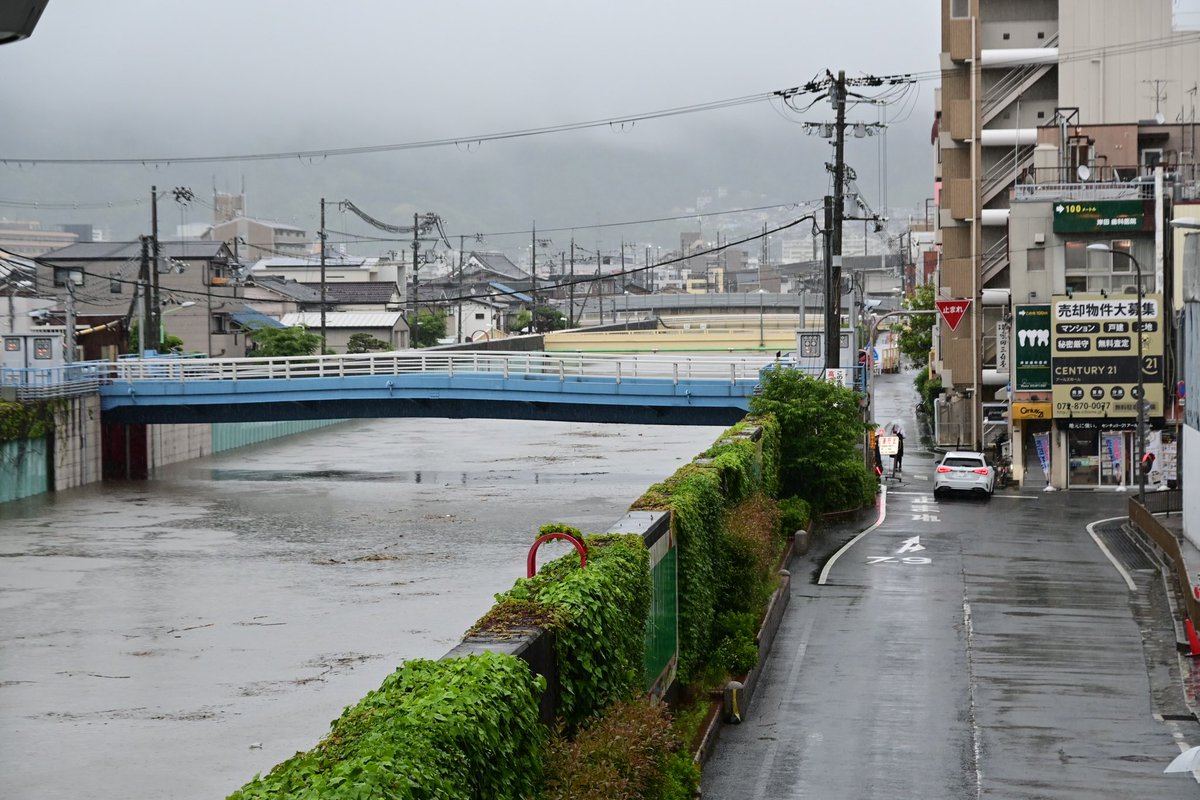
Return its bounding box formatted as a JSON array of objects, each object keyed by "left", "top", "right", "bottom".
[
  {"left": 0, "top": 362, "right": 107, "bottom": 400},
  {"left": 1128, "top": 492, "right": 1196, "bottom": 625},
  {"left": 102, "top": 350, "right": 772, "bottom": 386}
]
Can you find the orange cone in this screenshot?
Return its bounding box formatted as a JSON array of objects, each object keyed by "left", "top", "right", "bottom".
[{"left": 1186, "top": 618, "right": 1200, "bottom": 658}]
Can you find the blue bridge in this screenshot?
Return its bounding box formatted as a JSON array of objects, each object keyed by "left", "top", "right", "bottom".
[{"left": 89, "top": 351, "right": 775, "bottom": 427}]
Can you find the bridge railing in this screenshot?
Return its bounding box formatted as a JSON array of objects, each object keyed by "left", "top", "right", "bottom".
[
  {"left": 101, "top": 351, "right": 771, "bottom": 386},
  {"left": 1, "top": 362, "right": 107, "bottom": 400}
]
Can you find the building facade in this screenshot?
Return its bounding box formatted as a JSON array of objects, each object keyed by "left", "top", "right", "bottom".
[{"left": 937, "top": 0, "right": 1200, "bottom": 489}]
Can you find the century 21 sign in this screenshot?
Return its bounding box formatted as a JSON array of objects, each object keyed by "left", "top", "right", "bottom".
[{"left": 1050, "top": 293, "right": 1163, "bottom": 418}]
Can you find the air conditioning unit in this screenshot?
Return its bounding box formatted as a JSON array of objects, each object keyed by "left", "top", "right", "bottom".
[{"left": 1121, "top": 285, "right": 1139, "bottom": 295}]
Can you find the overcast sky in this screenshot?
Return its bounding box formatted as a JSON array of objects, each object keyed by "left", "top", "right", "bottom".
[{"left": 0, "top": 0, "right": 941, "bottom": 260}]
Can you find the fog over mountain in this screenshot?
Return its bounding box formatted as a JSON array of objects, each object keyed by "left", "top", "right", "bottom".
[{"left": 0, "top": 0, "right": 939, "bottom": 260}]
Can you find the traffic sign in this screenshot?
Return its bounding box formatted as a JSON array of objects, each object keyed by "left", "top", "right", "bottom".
[{"left": 936, "top": 299, "right": 972, "bottom": 331}]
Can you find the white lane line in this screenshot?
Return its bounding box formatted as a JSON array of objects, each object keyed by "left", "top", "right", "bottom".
[
  {"left": 1085, "top": 516, "right": 1136, "bottom": 591},
  {"left": 818, "top": 486, "right": 887, "bottom": 585}
]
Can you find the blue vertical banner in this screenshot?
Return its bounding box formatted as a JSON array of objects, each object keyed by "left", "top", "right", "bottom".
[
  {"left": 1102, "top": 433, "right": 1123, "bottom": 487},
  {"left": 1033, "top": 432, "right": 1051, "bottom": 481}
]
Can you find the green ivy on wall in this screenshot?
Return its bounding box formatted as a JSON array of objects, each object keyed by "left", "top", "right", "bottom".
[
  {"left": 0, "top": 399, "right": 59, "bottom": 444},
  {"left": 479, "top": 526, "right": 651, "bottom": 730}
]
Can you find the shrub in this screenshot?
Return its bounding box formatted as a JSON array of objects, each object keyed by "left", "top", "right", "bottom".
[
  {"left": 228, "top": 653, "right": 545, "bottom": 800},
  {"left": 717, "top": 494, "right": 780, "bottom": 616},
  {"left": 542, "top": 699, "right": 684, "bottom": 800},
  {"left": 778, "top": 495, "right": 812, "bottom": 535},
  {"left": 819, "top": 458, "right": 878, "bottom": 512},
  {"left": 711, "top": 610, "right": 760, "bottom": 676}
]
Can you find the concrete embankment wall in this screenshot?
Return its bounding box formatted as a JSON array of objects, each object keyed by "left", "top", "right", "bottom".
[{"left": 1, "top": 392, "right": 346, "bottom": 503}]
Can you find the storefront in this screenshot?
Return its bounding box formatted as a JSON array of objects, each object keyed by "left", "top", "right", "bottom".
[{"left": 1063, "top": 420, "right": 1136, "bottom": 489}]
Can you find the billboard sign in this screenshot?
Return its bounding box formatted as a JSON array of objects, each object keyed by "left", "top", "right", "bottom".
[
  {"left": 1052, "top": 200, "right": 1152, "bottom": 233},
  {"left": 1014, "top": 304, "right": 1051, "bottom": 391},
  {"left": 1050, "top": 293, "right": 1163, "bottom": 417}
]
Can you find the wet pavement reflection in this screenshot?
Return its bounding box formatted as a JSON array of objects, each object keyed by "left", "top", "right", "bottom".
[{"left": 0, "top": 417, "right": 723, "bottom": 800}]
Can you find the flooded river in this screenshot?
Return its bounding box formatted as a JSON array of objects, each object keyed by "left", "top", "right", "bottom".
[{"left": 0, "top": 417, "right": 723, "bottom": 799}]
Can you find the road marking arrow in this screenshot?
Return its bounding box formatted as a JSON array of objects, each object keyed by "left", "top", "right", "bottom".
[{"left": 897, "top": 536, "right": 925, "bottom": 553}]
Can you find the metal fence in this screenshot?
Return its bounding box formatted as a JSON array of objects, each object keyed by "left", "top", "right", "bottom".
[{"left": 0, "top": 362, "right": 106, "bottom": 401}]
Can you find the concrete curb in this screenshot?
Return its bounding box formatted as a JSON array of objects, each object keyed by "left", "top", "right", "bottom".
[{"left": 692, "top": 532, "right": 801, "bottom": 769}]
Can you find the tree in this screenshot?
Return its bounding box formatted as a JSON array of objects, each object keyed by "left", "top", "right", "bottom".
[
  {"left": 127, "top": 321, "right": 183, "bottom": 354},
  {"left": 895, "top": 282, "right": 935, "bottom": 365},
  {"left": 347, "top": 332, "right": 391, "bottom": 353},
  {"left": 247, "top": 325, "right": 323, "bottom": 356},
  {"left": 533, "top": 306, "right": 568, "bottom": 332},
  {"left": 414, "top": 309, "right": 447, "bottom": 348},
  {"left": 507, "top": 308, "right": 532, "bottom": 333},
  {"left": 749, "top": 366, "right": 875, "bottom": 511}
]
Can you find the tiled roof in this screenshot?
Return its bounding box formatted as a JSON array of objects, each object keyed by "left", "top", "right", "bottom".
[
  {"left": 279, "top": 312, "right": 405, "bottom": 329},
  {"left": 300, "top": 281, "right": 400, "bottom": 304},
  {"left": 43, "top": 241, "right": 229, "bottom": 260},
  {"left": 248, "top": 276, "right": 323, "bottom": 302}
]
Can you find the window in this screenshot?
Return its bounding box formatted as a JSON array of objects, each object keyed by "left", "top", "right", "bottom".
[
  {"left": 33, "top": 338, "right": 52, "bottom": 359},
  {"left": 211, "top": 314, "right": 228, "bottom": 334},
  {"left": 53, "top": 267, "right": 83, "bottom": 288},
  {"left": 4, "top": 337, "right": 20, "bottom": 352},
  {"left": 1142, "top": 149, "right": 1163, "bottom": 169},
  {"left": 1027, "top": 247, "right": 1046, "bottom": 271},
  {"left": 951, "top": 0, "right": 970, "bottom": 18},
  {"left": 1064, "top": 241, "right": 1087, "bottom": 273},
  {"left": 474, "top": 312, "right": 486, "bottom": 320},
  {"left": 1109, "top": 240, "right": 1133, "bottom": 272}
]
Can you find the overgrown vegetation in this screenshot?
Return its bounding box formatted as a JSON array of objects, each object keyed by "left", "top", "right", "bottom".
[
  {"left": 0, "top": 399, "right": 58, "bottom": 444},
  {"left": 542, "top": 699, "right": 695, "bottom": 800},
  {"left": 481, "top": 527, "right": 651, "bottom": 730},
  {"left": 228, "top": 653, "right": 545, "bottom": 800},
  {"left": 227, "top": 377, "right": 873, "bottom": 799},
  {"left": 749, "top": 366, "right": 875, "bottom": 512}
]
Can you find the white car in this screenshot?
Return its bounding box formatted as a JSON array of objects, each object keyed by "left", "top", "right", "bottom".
[{"left": 933, "top": 451, "right": 995, "bottom": 498}]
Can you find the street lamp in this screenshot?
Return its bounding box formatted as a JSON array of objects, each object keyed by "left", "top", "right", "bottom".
[{"left": 1086, "top": 243, "right": 1147, "bottom": 503}]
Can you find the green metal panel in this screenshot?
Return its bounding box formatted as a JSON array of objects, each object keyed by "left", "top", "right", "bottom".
[
  {"left": 210, "top": 419, "right": 347, "bottom": 453},
  {"left": 0, "top": 437, "right": 50, "bottom": 503},
  {"left": 644, "top": 546, "right": 678, "bottom": 697}
]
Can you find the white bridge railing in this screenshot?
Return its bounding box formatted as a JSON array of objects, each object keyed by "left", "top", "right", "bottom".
[{"left": 104, "top": 351, "right": 772, "bottom": 387}]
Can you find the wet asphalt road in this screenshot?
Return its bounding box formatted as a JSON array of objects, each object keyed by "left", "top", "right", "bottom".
[
  {"left": 0, "top": 418, "right": 724, "bottom": 800},
  {"left": 702, "top": 371, "right": 1200, "bottom": 798}
]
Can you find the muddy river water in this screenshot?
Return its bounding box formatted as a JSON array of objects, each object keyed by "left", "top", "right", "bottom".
[{"left": 0, "top": 417, "right": 723, "bottom": 799}]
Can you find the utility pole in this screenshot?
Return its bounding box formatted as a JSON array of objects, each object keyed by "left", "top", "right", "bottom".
[
  {"left": 64, "top": 276, "right": 76, "bottom": 363},
  {"left": 823, "top": 195, "right": 836, "bottom": 368},
  {"left": 140, "top": 235, "right": 152, "bottom": 356},
  {"left": 319, "top": 198, "right": 327, "bottom": 348},
  {"left": 530, "top": 223, "right": 538, "bottom": 332},
  {"left": 457, "top": 234, "right": 466, "bottom": 343},
  {"left": 830, "top": 70, "right": 847, "bottom": 370},
  {"left": 150, "top": 185, "right": 161, "bottom": 352},
  {"left": 412, "top": 213, "right": 421, "bottom": 347},
  {"left": 569, "top": 238, "right": 576, "bottom": 328}
]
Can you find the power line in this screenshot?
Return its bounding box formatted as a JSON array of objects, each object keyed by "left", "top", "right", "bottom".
[{"left": 1, "top": 92, "right": 776, "bottom": 167}]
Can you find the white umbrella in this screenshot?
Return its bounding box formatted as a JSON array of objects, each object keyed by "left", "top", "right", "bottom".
[{"left": 1164, "top": 745, "right": 1200, "bottom": 773}]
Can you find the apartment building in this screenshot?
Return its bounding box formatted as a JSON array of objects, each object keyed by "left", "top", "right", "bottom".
[{"left": 937, "top": 0, "right": 1200, "bottom": 488}]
